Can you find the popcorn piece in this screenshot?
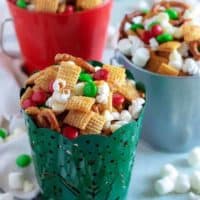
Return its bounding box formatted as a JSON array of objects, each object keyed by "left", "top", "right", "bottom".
[
  {"left": 154, "top": 177, "right": 175, "bottom": 195},
  {"left": 52, "top": 90, "right": 70, "bottom": 104},
  {"left": 119, "top": 110, "right": 132, "bottom": 122},
  {"left": 129, "top": 98, "right": 145, "bottom": 119},
  {"left": 149, "top": 38, "right": 159, "bottom": 51},
  {"left": 110, "top": 121, "right": 129, "bottom": 133},
  {"left": 96, "top": 82, "right": 110, "bottom": 104},
  {"left": 190, "top": 171, "right": 200, "bottom": 193},
  {"left": 128, "top": 36, "right": 144, "bottom": 55},
  {"left": 174, "top": 174, "right": 190, "bottom": 193},
  {"left": 188, "top": 147, "right": 200, "bottom": 168},
  {"left": 0, "top": 193, "right": 14, "bottom": 200},
  {"left": 53, "top": 79, "right": 66, "bottom": 92},
  {"left": 132, "top": 48, "right": 150, "bottom": 68},
  {"left": 160, "top": 164, "right": 178, "bottom": 180},
  {"left": 117, "top": 39, "right": 132, "bottom": 56},
  {"left": 23, "top": 180, "right": 35, "bottom": 193},
  {"left": 168, "top": 50, "right": 183, "bottom": 70},
  {"left": 111, "top": 112, "right": 120, "bottom": 120},
  {"left": 52, "top": 101, "right": 66, "bottom": 113},
  {"left": 8, "top": 172, "right": 24, "bottom": 190},
  {"left": 183, "top": 58, "right": 200, "bottom": 76},
  {"left": 132, "top": 16, "right": 143, "bottom": 24}
]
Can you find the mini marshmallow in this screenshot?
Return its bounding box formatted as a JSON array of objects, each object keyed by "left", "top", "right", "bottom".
[
  {"left": 190, "top": 171, "right": 200, "bottom": 193},
  {"left": 111, "top": 112, "right": 120, "bottom": 120},
  {"left": 119, "top": 110, "right": 132, "bottom": 122},
  {"left": 160, "top": 164, "right": 178, "bottom": 180},
  {"left": 174, "top": 173, "right": 190, "bottom": 193},
  {"left": 96, "top": 83, "right": 110, "bottom": 104},
  {"left": 188, "top": 147, "right": 200, "bottom": 168},
  {"left": 161, "top": 21, "right": 175, "bottom": 35},
  {"left": 169, "top": 50, "right": 183, "bottom": 70},
  {"left": 132, "top": 48, "right": 150, "bottom": 67},
  {"left": 0, "top": 193, "right": 14, "bottom": 200},
  {"left": 73, "top": 83, "right": 85, "bottom": 96},
  {"left": 52, "top": 90, "right": 70, "bottom": 104},
  {"left": 173, "top": 27, "right": 183, "bottom": 39},
  {"left": 156, "top": 12, "right": 170, "bottom": 23},
  {"left": 110, "top": 121, "right": 128, "bottom": 133},
  {"left": 23, "top": 180, "right": 35, "bottom": 193},
  {"left": 129, "top": 98, "right": 145, "bottom": 119},
  {"left": 189, "top": 192, "right": 200, "bottom": 200},
  {"left": 52, "top": 102, "right": 66, "bottom": 113},
  {"left": 53, "top": 79, "right": 66, "bottom": 92},
  {"left": 154, "top": 176, "right": 175, "bottom": 195},
  {"left": 183, "top": 58, "right": 200, "bottom": 75},
  {"left": 149, "top": 38, "right": 159, "bottom": 51},
  {"left": 104, "top": 110, "right": 114, "bottom": 122},
  {"left": 132, "top": 16, "right": 143, "bottom": 24},
  {"left": 117, "top": 39, "right": 132, "bottom": 56},
  {"left": 8, "top": 172, "right": 24, "bottom": 190},
  {"left": 128, "top": 36, "right": 144, "bottom": 56}
]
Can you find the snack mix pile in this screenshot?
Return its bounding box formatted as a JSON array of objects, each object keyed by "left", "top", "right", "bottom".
[
  {"left": 14, "top": 0, "right": 104, "bottom": 13},
  {"left": 20, "top": 54, "right": 145, "bottom": 139},
  {"left": 118, "top": 1, "right": 200, "bottom": 76}
]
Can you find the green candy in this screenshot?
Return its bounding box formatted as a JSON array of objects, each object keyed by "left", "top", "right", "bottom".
[
  {"left": 16, "top": 0, "right": 27, "bottom": 8},
  {"left": 156, "top": 33, "right": 173, "bottom": 43},
  {"left": 165, "top": 8, "right": 179, "bottom": 20},
  {"left": 16, "top": 154, "right": 32, "bottom": 168},
  {"left": 148, "top": 21, "right": 160, "bottom": 30},
  {"left": 130, "top": 23, "right": 144, "bottom": 31},
  {"left": 79, "top": 72, "right": 93, "bottom": 83},
  {"left": 0, "top": 128, "right": 7, "bottom": 139},
  {"left": 83, "top": 82, "right": 98, "bottom": 97}
]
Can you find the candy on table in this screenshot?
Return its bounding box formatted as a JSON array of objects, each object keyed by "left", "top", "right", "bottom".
[
  {"left": 160, "top": 163, "right": 178, "bottom": 180},
  {"left": 174, "top": 173, "right": 191, "bottom": 194},
  {"left": 190, "top": 171, "right": 200, "bottom": 193},
  {"left": 188, "top": 147, "right": 200, "bottom": 168},
  {"left": 20, "top": 53, "right": 145, "bottom": 136},
  {"left": 118, "top": 0, "right": 200, "bottom": 77},
  {"left": 16, "top": 154, "right": 32, "bottom": 168}
]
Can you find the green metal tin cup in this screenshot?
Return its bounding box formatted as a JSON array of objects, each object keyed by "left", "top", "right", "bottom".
[{"left": 22, "top": 64, "right": 146, "bottom": 200}]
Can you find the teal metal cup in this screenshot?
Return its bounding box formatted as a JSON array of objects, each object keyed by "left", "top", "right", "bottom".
[{"left": 115, "top": 50, "right": 200, "bottom": 153}]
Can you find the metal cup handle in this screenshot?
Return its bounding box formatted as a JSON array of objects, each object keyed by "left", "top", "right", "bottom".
[{"left": 0, "top": 18, "right": 21, "bottom": 59}]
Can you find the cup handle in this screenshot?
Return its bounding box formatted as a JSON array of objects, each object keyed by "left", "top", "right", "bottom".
[{"left": 0, "top": 18, "right": 21, "bottom": 59}]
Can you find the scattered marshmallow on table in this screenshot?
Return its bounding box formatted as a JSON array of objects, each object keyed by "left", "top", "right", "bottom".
[
  {"left": 154, "top": 176, "right": 175, "bottom": 195},
  {"left": 8, "top": 172, "right": 24, "bottom": 190},
  {"left": 174, "top": 173, "right": 191, "bottom": 193},
  {"left": 0, "top": 193, "right": 14, "bottom": 200},
  {"left": 132, "top": 48, "right": 150, "bottom": 68},
  {"left": 160, "top": 163, "right": 178, "bottom": 180},
  {"left": 188, "top": 147, "right": 200, "bottom": 168},
  {"left": 190, "top": 171, "right": 200, "bottom": 193}
]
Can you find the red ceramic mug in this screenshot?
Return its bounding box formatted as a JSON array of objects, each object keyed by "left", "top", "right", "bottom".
[{"left": 1, "top": 0, "right": 113, "bottom": 74}]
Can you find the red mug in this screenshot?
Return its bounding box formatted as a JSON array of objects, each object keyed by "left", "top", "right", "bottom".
[{"left": 2, "top": 0, "right": 113, "bottom": 74}]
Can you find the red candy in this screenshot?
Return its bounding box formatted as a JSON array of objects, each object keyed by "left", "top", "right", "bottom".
[
  {"left": 31, "top": 91, "right": 47, "bottom": 105},
  {"left": 48, "top": 80, "right": 54, "bottom": 93},
  {"left": 65, "top": 5, "right": 74, "bottom": 14},
  {"left": 62, "top": 126, "right": 79, "bottom": 140},
  {"left": 141, "top": 30, "right": 152, "bottom": 44},
  {"left": 112, "top": 93, "right": 125, "bottom": 107},
  {"left": 151, "top": 25, "right": 163, "bottom": 37},
  {"left": 93, "top": 69, "right": 109, "bottom": 81},
  {"left": 22, "top": 99, "right": 36, "bottom": 109}
]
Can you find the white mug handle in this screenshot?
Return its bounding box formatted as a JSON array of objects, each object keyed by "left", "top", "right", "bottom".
[{"left": 0, "top": 18, "right": 21, "bottom": 58}]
